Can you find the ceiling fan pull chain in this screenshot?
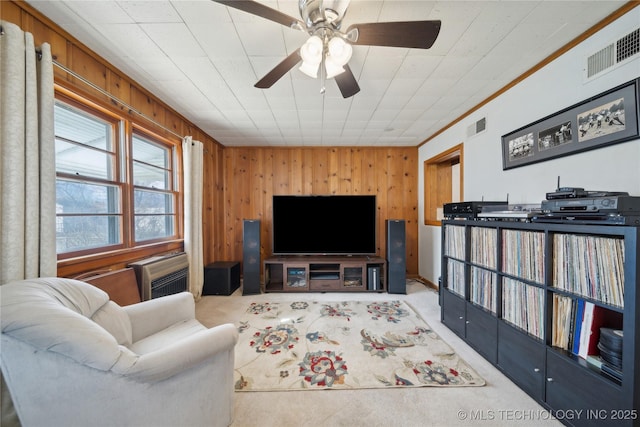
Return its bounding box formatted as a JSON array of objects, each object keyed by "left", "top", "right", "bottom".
[
  {"left": 320, "top": 68, "right": 326, "bottom": 94},
  {"left": 320, "top": 38, "right": 327, "bottom": 94}
]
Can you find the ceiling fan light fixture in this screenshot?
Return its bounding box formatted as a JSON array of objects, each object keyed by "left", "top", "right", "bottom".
[
  {"left": 299, "top": 35, "right": 323, "bottom": 78},
  {"left": 327, "top": 36, "right": 352, "bottom": 66},
  {"left": 324, "top": 36, "right": 352, "bottom": 78},
  {"left": 301, "top": 35, "right": 323, "bottom": 60},
  {"left": 324, "top": 58, "right": 346, "bottom": 79},
  {"left": 299, "top": 61, "right": 320, "bottom": 78}
]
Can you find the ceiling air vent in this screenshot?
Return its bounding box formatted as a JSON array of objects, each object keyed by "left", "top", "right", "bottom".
[
  {"left": 467, "top": 117, "right": 486, "bottom": 138},
  {"left": 586, "top": 28, "right": 640, "bottom": 80}
]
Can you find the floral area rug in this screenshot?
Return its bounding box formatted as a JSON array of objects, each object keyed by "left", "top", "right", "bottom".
[{"left": 234, "top": 300, "right": 485, "bottom": 391}]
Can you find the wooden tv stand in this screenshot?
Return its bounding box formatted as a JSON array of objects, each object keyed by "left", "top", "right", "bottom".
[{"left": 263, "top": 256, "right": 386, "bottom": 293}]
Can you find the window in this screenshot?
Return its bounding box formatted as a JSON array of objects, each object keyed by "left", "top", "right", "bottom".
[
  {"left": 54, "top": 94, "right": 180, "bottom": 259},
  {"left": 132, "top": 132, "right": 177, "bottom": 242},
  {"left": 54, "top": 100, "right": 123, "bottom": 254}
]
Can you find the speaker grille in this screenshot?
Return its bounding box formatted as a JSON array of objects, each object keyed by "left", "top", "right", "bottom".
[
  {"left": 243, "top": 219, "right": 261, "bottom": 295},
  {"left": 386, "top": 220, "right": 406, "bottom": 294}
]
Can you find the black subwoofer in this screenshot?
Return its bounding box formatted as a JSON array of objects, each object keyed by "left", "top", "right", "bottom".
[{"left": 203, "top": 261, "right": 240, "bottom": 296}]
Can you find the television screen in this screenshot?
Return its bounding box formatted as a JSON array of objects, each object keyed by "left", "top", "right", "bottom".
[{"left": 272, "top": 195, "right": 377, "bottom": 255}]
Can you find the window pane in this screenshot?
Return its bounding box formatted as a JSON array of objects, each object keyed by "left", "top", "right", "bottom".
[
  {"left": 134, "top": 188, "right": 175, "bottom": 242},
  {"left": 56, "top": 180, "right": 121, "bottom": 214},
  {"left": 134, "top": 190, "right": 174, "bottom": 214},
  {"left": 56, "top": 215, "right": 122, "bottom": 253},
  {"left": 54, "top": 101, "right": 116, "bottom": 181},
  {"left": 56, "top": 139, "right": 116, "bottom": 180},
  {"left": 134, "top": 215, "right": 175, "bottom": 242},
  {"left": 133, "top": 162, "right": 168, "bottom": 189},
  {"left": 54, "top": 103, "right": 113, "bottom": 151},
  {"left": 133, "top": 135, "right": 168, "bottom": 168}
]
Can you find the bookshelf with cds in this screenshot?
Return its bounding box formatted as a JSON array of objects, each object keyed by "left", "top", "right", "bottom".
[{"left": 440, "top": 220, "right": 639, "bottom": 426}]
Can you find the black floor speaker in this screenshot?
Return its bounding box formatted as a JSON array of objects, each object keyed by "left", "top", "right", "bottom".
[
  {"left": 386, "top": 219, "right": 406, "bottom": 294},
  {"left": 242, "top": 219, "right": 261, "bottom": 295}
]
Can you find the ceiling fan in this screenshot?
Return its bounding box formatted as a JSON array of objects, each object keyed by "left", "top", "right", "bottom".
[{"left": 212, "top": 0, "right": 441, "bottom": 98}]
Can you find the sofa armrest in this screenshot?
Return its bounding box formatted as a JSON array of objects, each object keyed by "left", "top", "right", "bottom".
[
  {"left": 112, "top": 323, "right": 238, "bottom": 382},
  {"left": 123, "top": 292, "right": 194, "bottom": 342}
]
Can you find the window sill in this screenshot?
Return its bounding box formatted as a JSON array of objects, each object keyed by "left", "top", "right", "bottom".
[{"left": 57, "top": 240, "right": 184, "bottom": 278}]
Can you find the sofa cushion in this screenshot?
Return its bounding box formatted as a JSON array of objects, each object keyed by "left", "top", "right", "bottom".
[
  {"left": 1, "top": 278, "right": 123, "bottom": 370},
  {"left": 91, "top": 301, "right": 133, "bottom": 347},
  {"left": 128, "top": 319, "right": 206, "bottom": 355}
]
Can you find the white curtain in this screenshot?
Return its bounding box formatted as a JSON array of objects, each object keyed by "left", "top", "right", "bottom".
[
  {"left": 1, "top": 20, "right": 56, "bottom": 427},
  {"left": 0, "top": 21, "right": 56, "bottom": 283},
  {"left": 182, "top": 136, "right": 204, "bottom": 299}
]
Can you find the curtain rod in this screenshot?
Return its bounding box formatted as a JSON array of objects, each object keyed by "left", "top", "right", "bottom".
[{"left": 52, "top": 60, "right": 185, "bottom": 140}]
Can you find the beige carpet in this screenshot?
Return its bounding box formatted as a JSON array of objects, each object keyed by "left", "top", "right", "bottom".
[
  {"left": 196, "top": 280, "right": 562, "bottom": 427},
  {"left": 234, "top": 299, "right": 484, "bottom": 391}
]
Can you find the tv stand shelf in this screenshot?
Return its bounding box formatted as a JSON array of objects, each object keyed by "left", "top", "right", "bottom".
[{"left": 264, "top": 256, "right": 386, "bottom": 293}]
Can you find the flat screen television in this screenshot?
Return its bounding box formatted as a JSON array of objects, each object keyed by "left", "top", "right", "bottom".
[{"left": 272, "top": 195, "right": 377, "bottom": 255}]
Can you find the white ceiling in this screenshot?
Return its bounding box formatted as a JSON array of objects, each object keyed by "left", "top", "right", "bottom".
[{"left": 26, "top": 0, "right": 628, "bottom": 147}]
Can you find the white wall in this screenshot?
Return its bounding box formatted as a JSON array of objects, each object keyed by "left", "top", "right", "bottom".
[{"left": 418, "top": 8, "right": 640, "bottom": 284}]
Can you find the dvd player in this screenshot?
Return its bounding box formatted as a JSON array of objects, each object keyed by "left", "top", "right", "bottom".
[
  {"left": 532, "top": 213, "right": 640, "bottom": 226},
  {"left": 541, "top": 195, "right": 640, "bottom": 215}
]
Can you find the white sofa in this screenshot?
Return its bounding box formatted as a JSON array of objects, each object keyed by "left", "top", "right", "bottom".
[{"left": 1, "top": 277, "right": 238, "bottom": 427}]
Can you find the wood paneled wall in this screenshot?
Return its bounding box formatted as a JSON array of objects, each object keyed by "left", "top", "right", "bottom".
[
  {"left": 223, "top": 147, "right": 419, "bottom": 276},
  {"left": 3, "top": 1, "right": 420, "bottom": 278}
]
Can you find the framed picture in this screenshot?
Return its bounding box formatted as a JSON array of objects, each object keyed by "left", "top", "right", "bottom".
[{"left": 502, "top": 78, "right": 639, "bottom": 170}]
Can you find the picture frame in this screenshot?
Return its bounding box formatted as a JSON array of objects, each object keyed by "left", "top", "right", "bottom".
[{"left": 502, "top": 78, "right": 639, "bottom": 170}]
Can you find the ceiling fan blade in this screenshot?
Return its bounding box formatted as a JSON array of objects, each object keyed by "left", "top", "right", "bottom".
[
  {"left": 334, "top": 64, "right": 360, "bottom": 99},
  {"left": 255, "top": 49, "right": 302, "bottom": 89},
  {"left": 212, "top": 0, "right": 304, "bottom": 29},
  {"left": 346, "top": 21, "right": 441, "bottom": 49}
]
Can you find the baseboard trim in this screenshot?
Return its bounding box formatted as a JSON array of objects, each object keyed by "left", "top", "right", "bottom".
[{"left": 416, "top": 275, "right": 438, "bottom": 291}]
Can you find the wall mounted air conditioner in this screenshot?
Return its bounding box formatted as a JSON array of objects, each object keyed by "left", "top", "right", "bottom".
[{"left": 129, "top": 252, "right": 189, "bottom": 300}]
